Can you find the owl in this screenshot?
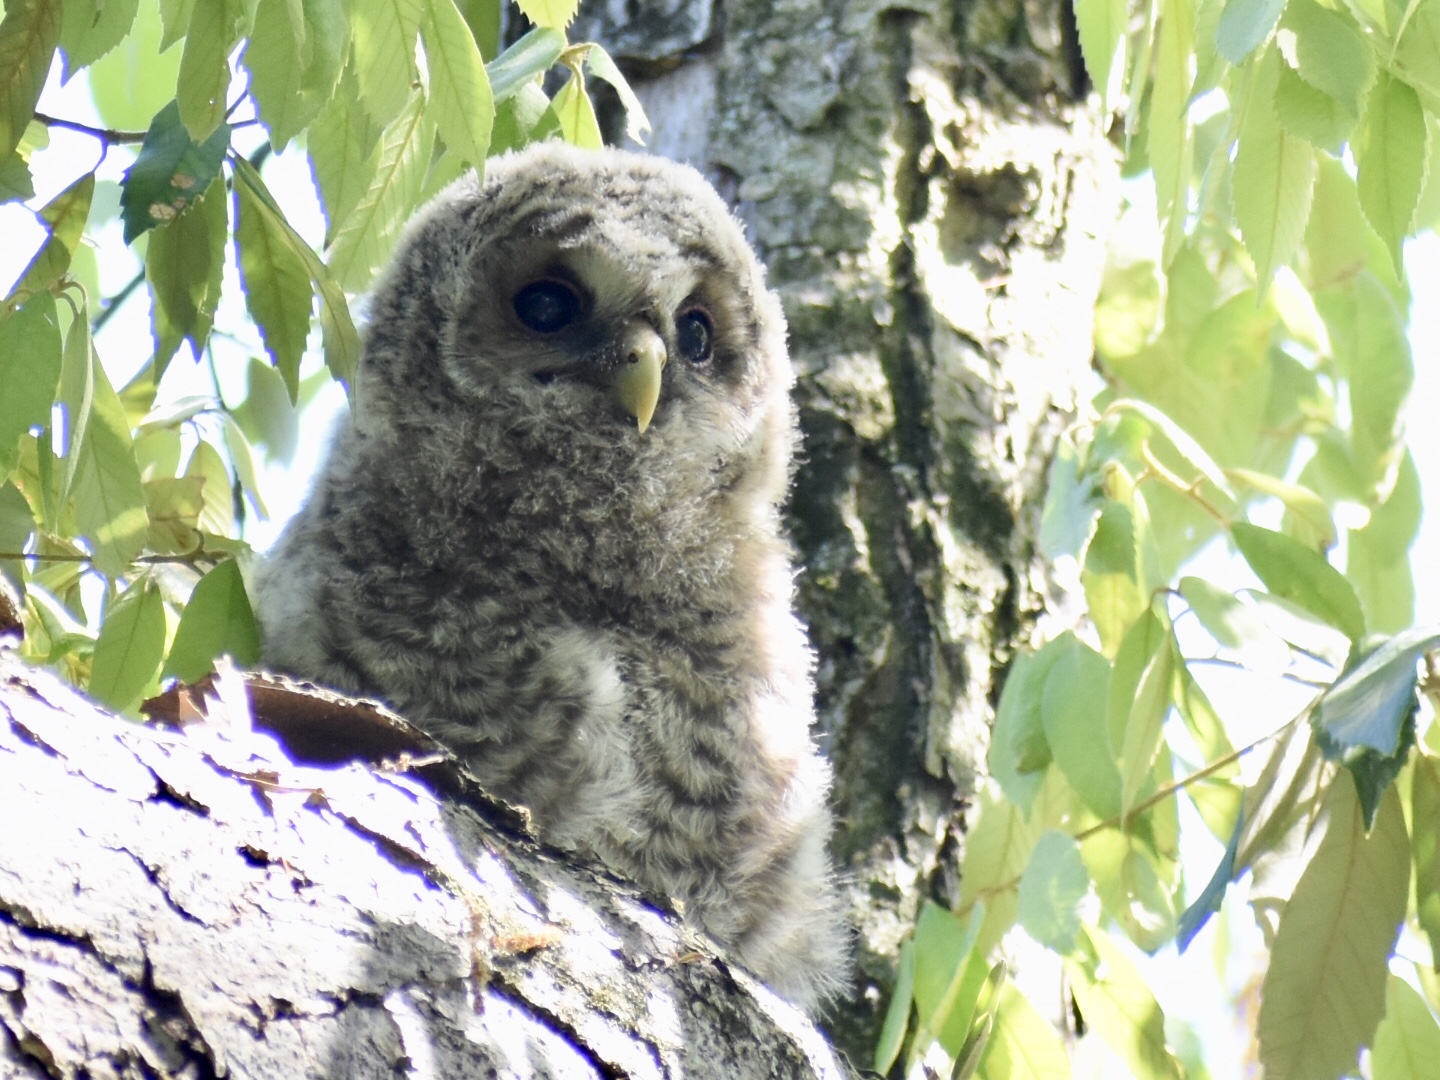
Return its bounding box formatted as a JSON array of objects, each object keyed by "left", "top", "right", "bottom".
[{"left": 254, "top": 141, "right": 847, "bottom": 1011}]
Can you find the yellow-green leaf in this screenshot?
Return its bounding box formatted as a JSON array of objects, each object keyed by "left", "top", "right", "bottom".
[
  {"left": 977, "top": 983, "right": 1071, "bottom": 1080},
  {"left": 0, "top": 292, "right": 62, "bottom": 475},
  {"left": 348, "top": 0, "right": 423, "bottom": 128},
  {"left": 1067, "top": 927, "right": 1184, "bottom": 1080},
  {"left": 421, "top": 0, "right": 493, "bottom": 166},
  {"left": 89, "top": 577, "right": 166, "bottom": 711},
  {"left": 309, "top": 66, "right": 381, "bottom": 244},
  {"left": 184, "top": 439, "right": 232, "bottom": 537},
  {"left": 145, "top": 174, "right": 227, "bottom": 372},
  {"left": 1257, "top": 777, "right": 1410, "bottom": 1080},
  {"left": 514, "top": 0, "right": 579, "bottom": 30},
  {"left": 552, "top": 69, "right": 602, "bottom": 149},
  {"left": 1073, "top": 0, "right": 1127, "bottom": 111},
  {"left": 15, "top": 171, "right": 95, "bottom": 295},
  {"left": 176, "top": 0, "right": 256, "bottom": 141},
  {"left": 236, "top": 170, "right": 314, "bottom": 397},
  {"left": 1413, "top": 754, "right": 1440, "bottom": 971},
  {"left": 1372, "top": 975, "right": 1440, "bottom": 1080},
  {"left": 59, "top": 0, "right": 139, "bottom": 78},
  {"left": 1356, "top": 71, "right": 1428, "bottom": 277},
  {"left": 244, "top": 0, "right": 349, "bottom": 150},
  {"left": 1149, "top": 0, "right": 1193, "bottom": 265},
  {"left": 0, "top": 0, "right": 61, "bottom": 165},
  {"left": 163, "top": 558, "right": 261, "bottom": 680},
  {"left": 87, "top": 0, "right": 184, "bottom": 131}
]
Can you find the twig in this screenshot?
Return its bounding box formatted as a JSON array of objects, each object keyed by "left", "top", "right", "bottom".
[
  {"left": 0, "top": 551, "right": 217, "bottom": 566},
  {"left": 92, "top": 269, "right": 146, "bottom": 332},
  {"left": 33, "top": 111, "right": 147, "bottom": 144},
  {"left": 1186, "top": 656, "right": 1331, "bottom": 689}
]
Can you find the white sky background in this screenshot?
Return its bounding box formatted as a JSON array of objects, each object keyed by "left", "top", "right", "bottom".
[{"left": 5, "top": 62, "right": 1440, "bottom": 1079}]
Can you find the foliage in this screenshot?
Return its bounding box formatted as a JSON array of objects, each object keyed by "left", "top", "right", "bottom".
[
  {"left": 0, "top": 0, "right": 646, "bottom": 713},
  {"left": 877, "top": 0, "right": 1440, "bottom": 1076}
]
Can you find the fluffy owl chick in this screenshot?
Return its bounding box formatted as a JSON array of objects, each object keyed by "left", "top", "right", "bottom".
[{"left": 255, "top": 142, "right": 847, "bottom": 1010}]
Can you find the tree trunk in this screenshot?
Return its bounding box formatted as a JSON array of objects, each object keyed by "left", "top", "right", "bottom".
[
  {"left": 580, "top": 0, "right": 1121, "bottom": 1058},
  {"left": 0, "top": 657, "right": 855, "bottom": 1079}
]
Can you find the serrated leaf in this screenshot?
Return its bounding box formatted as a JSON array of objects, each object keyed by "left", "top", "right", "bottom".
[
  {"left": 88, "top": 577, "right": 166, "bottom": 711},
  {"left": 1274, "top": 60, "right": 1355, "bottom": 149},
  {"left": 15, "top": 171, "right": 95, "bottom": 295},
  {"left": 1232, "top": 521, "right": 1365, "bottom": 642},
  {"left": 1314, "top": 625, "right": 1440, "bottom": 757},
  {"left": 236, "top": 171, "right": 313, "bottom": 397},
  {"left": 0, "top": 292, "right": 62, "bottom": 476},
  {"left": 486, "top": 26, "right": 564, "bottom": 102},
  {"left": 1149, "top": 0, "right": 1193, "bottom": 264},
  {"left": 326, "top": 87, "right": 432, "bottom": 291},
  {"left": 184, "top": 439, "right": 232, "bottom": 536},
  {"left": 1073, "top": 0, "right": 1128, "bottom": 111},
  {"left": 1372, "top": 975, "right": 1440, "bottom": 1080},
  {"left": 59, "top": 0, "right": 139, "bottom": 79},
  {"left": 244, "top": 0, "right": 349, "bottom": 150},
  {"left": 232, "top": 156, "right": 360, "bottom": 388},
  {"left": 1068, "top": 927, "right": 1184, "bottom": 1080},
  {"left": 584, "top": 44, "right": 650, "bottom": 145},
  {"left": 145, "top": 174, "right": 226, "bottom": 372},
  {"left": 1228, "top": 467, "right": 1337, "bottom": 549},
  {"left": 1017, "top": 830, "right": 1090, "bottom": 954},
  {"left": 1215, "top": 0, "right": 1285, "bottom": 63},
  {"left": 157, "top": 0, "right": 193, "bottom": 51},
  {"left": 1257, "top": 777, "right": 1409, "bottom": 1080},
  {"left": 1279, "top": 0, "right": 1372, "bottom": 113},
  {"left": 143, "top": 475, "right": 203, "bottom": 553},
  {"left": 1413, "top": 755, "right": 1440, "bottom": 970},
  {"left": 348, "top": 0, "right": 423, "bottom": 128},
  {"left": 990, "top": 643, "right": 1063, "bottom": 812},
  {"left": 1356, "top": 72, "right": 1428, "bottom": 277},
  {"left": 119, "top": 100, "right": 230, "bottom": 243},
  {"left": 1306, "top": 153, "right": 1395, "bottom": 292},
  {"left": 1234, "top": 49, "right": 1316, "bottom": 291},
  {"left": 420, "top": 0, "right": 493, "bottom": 165},
  {"left": 88, "top": 0, "right": 184, "bottom": 131},
  {"left": 0, "top": 0, "right": 62, "bottom": 165},
  {"left": 1118, "top": 630, "right": 1174, "bottom": 816},
  {"left": 309, "top": 65, "right": 380, "bottom": 243},
  {"left": 176, "top": 0, "right": 256, "bottom": 141},
  {"left": 552, "top": 69, "right": 602, "bottom": 149},
  {"left": 1041, "top": 634, "right": 1121, "bottom": 820},
  {"left": 163, "top": 558, "right": 261, "bottom": 680},
  {"left": 1348, "top": 452, "right": 1420, "bottom": 635},
  {"left": 514, "top": 0, "right": 578, "bottom": 29},
  {"left": 489, "top": 80, "right": 560, "bottom": 155},
  {"left": 1082, "top": 501, "right": 1147, "bottom": 655},
  {"left": 0, "top": 149, "right": 34, "bottom": 202}
]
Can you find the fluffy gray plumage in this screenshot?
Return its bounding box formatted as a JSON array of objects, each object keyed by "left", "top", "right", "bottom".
[{"left": 254, "top": 142, "right": 847, "bottom": 1011}]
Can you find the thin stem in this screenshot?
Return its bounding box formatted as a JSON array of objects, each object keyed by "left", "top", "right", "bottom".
[
  {"left": 33, "top": 111, "right": 147, "bottom": 144},
  {"left": 1137, "top": 442, "right": 1229, "bottom": 524},
  {"left": 1186, "top": 655, "right": 1331, "bottom": 689},
  {"left": 0, "top": 551, "right": 215, "bottom": 566},
  {"left": 92, "top": 269, "right": 146, "bottom": 332}
]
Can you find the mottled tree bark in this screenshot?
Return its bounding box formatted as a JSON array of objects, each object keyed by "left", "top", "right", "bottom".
[
  {"left": 579, "top": 0, "right": 1120, "bottom": 1058},
  {"left": 0, "top": 658, "right": 855, "bottom": 1079}
]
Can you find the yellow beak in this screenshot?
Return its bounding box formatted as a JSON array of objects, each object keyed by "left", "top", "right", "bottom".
[{"left": 609, "top": 322, "right": 667, "bottom": 434}]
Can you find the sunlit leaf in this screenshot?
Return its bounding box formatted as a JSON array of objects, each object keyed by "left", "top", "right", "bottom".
[
  {"left": 163, "top": 558, "right": 262, "bottom": 680},
  {"left": 1073, "top": 0, "right": 1128, "bottom": 111},
  {"left": 157, "top": 0, "right": 193, "bottom": 51},
  {"left": 1413, "top": 755, "right": 1440, "bottom": 972},
  {"left": 976, "top": 983, "right": 1071, "bottom": 1080},
  {"left": 515, "top": 0, "right": 579, "bottom": 29},
  {"left": 236, "top": 171, "right": 314, "bottom": 397},
  {"left": 176, "top": 0, "right": 255, "bottom": 141},
  {"left": 1083, "top": 501, "right": 1146, "bottom": 655},
  {"left": 16, "top": 171, "right": 95, "bottom": 295},
  {"left": 87, "top": 0, "right": 183, "bottom": 131},
  {"left": 143, "top": 475, "right": 203, "bottom": 553},
  {"left": 348, "top": 0, "right": 423, "bottom": 128},
  {"left": 1313, "top": 625, "right": 1440, "bottom": 757},
  {"left": 1067, "top": 927, "right": 1184, "bottom": 1080},
  {"left": 1042, "top": 633, "right": 1121, "bottom": 820},
  {"left": 145, "top": 174, "right": 226, "bottom": 372},
  {"left": 1228, "top": 468, "right": 1336, "bottom": 550},
  {"left": 1274, "top": 60, "right": 1355, "bottom": 150},
  {"left": 230, "top": 357, "right": 300, "bottom": 463},
  {"left": 990, "top": 643, "right": 1063, "bottom": 811},
  {"left": 584, "top": 44, "right": 650, "bottom": 145},
  {"left": 1082, "top": 827, "right": 1176, "bottom": 952},
  {"left": 1215, "top": 0, "right": 1284, "bottom": 63},
  {"left": 1257, "top": 777, "right": 1409, "bottom": 1080},
  {"left": 874, "top": 939, "right": 915, "bottom": 1075},
  {"left": 1149, "top": 0, "right": 1193, "bottom": 264},
  {"left": 1118, "top": 629, "right": 1174, "bottom": 816},
  {"left": 119, "top": 100, "right": 230, "bottom": 243},
  {"left": 420, "top": 0, "right": 494, "bottom": 167},
  {"left": 0, "top": 292, "right": 62, "bottom": 476},
  {"left": 88, "top": 577, "right": 165, "bottom": 711},
  {"left": 184, "top": 440, "right": 232, "bottom": 537},
  {"left": 0, "top": 0, "right": 61, "bottom": 165},
  {"left": 1372, "top": 975, "right": 1440, "bottom": 1080},
  {"left": 309, "top": 65, "right": 380, "bottom": 244},
  {"left": 59, "top": 0, "right": 139, "bottom": 78},
  {"left": 485, "top": 26, "right": 565, "bottom": 102},
  {"left": 1356, "top": 72, "right": 1428, "bottom": 276},
  {"left": 1279, "top": 0, "right": 1372, "bottom": 113},
  {"left": 1348, "top": 453, "right": 1420, "bottom": 634},
  {"left": 1231, "top": 522, "right": 1365, "bottom": 643},
  {"left": 244, "top": 0, "right": 349, "bottom": 150},
  {"left": 1018, "top": 830, "right": 1090, "bottom": 954},
  {"left": 552, "top": 68, "right": 602, "bottom": 149},
  {"left": 958, "top": 783, "right": 1040, "bottom": 958}
]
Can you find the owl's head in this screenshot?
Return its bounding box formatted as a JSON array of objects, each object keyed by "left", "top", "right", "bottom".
[{"left": 354, "top": 142, "right": 796, "bottom": 507}]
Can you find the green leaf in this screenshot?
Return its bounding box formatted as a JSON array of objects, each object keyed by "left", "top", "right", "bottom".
[
  {"left": 1081, "top": 827, "right": 1176, "bottom": 952},
  {"left": 232, "top": 157, "right": 360, "bottom": 388},
  {"left": 1041, "top": 634, "right": 1121, "bottom": 820},
  {"left": 176, "top": 0, "right": 256, "bottom": 141},
  {"left": 990, "top": 643, "right": 1063, "bottom": 811},
  {"left": 88, "top": 577, "right": 166, "bottom": 711},
  {"left": 1413, "top": 755, "right": 1440, "bottom": 972},
  {"left": 15, "top": 171, "right": 95, "bottom": 295},
  {"left": 0, "top": 292, "right": 62, "bottom": 475},
  {"left": 0, "top": 148, "right": 34, "bottom": 202},
  {"left": 0, "top": 480, "right": 35, "bottom": 591},
  {"left": 489, "top": 80, "right": 560, "bottom": 155},
  {"left": 1179, "top": 574, "right": 1288, "bottom": 664},
  {"left": 1215, "top": 0, "right": 1285, "bottom": 63},
  {"left": 1372, "top": 975, "right": 1440, "bottom": 1080},
  {"left": 145, "top": 174, "right": 227, "bottom": 372},
  {"left": 1231, "top": 522, "right": 1365, "bottom": 642},
  {"left": 1118, "top": 628, "right": 1174, "bottom": 816},
  {"left": 119, "top": 100, "right": 230, "bottom": 243},
  {"left": 59, "top": 0, "right": 139, "bottom": 78},
  {"left": 230, "top": 356, "right": 300, "bottom": 463},
  {"left": 1279, "top": 0, "right": 1372, "bottom": 114},
  {"left": 244, "top": 0, "right": 349, "bottom": 150},
  {"left": 1017, "top": 830, "right": 1090, "bottom": 954},
  {"left": 219, "top": 414, "right": 266, "bottom": 519},
  {"left": 1394, "top": 0, "right": 1440, "bottom": 109},
  {"left": 143, "top": 475, "right": 203, "bottom": 553},
  {"left": 236, "top": 171, "right": 314, "bottom": 398},
  {"left": 185, "top": 439, "right": 232, "bottom": 536},
  {"left": 1073, "top": 0, "right": 1128, "bottom": 110},
  {"left": 420, "top": 0, "right": 494, "bottom": 166},
  {"left": 958, "top": 783, "right": 1039, "bottom": 958},
  {"left": 309, "top": 65, "right": 380, "bottom": 244},
  {"left": 1082, "top": 501, "right": 1147, "bottom": 656},
  {"left": 552, "top": 68, "right": 602, "bottom": 149},
  {"left": 1149, "top": 0, "right": 1194, "bottom": 264},
  {"left": 486, "top": 26, "right": 565, "bottom": 102},
  {"left": 1348, "top": 452, "right": 1420, "bottom": 635},
  {"left": 874, "top": 939, "right": 915, "bottom": 1075},
  {"left": 347, "top": 0, "right": 423, "bottom": 128},
  {"left": 514, "top": 0, "right": 578, "bottom": 30},
  {"left": 1234, "top": 48, "right": 1316, "bottom": 292},
  {"left": 1227, "top": 467, "right": 1336, "bottom": 550},
  {"left": 157, "top": 0, "right": 193, "bottom": 50},
  {"left": 1177, "top": 808, "right": 1241, "bottom": 949},
  {"left": 1306, "top": 153, "right": 1396, "bottom": 293},
  {"left": 1256, "top": 776, "right": 1409, "bottom": 1080},
  {"left": 910, "top": 902, "right": 990, "bottom": 1060},
  {"left": 584, "top": 44, "right": 651, "bottom": 145},
  {"left": 1067, "top": 927, "right": 1184, "bottom": 1080},
  {"left": 87, "top": 0, "right": 184, "bottom": 131},
  {"left": 1038, "top": 435, "right": 1098, "bottom": 560},
  {"left": 1274, "top": 60, "right": 1355, "bottom": 149},
  {"left": 977, "top": 983, "right": 1071, "bottom": 1080},
  {"left": 163, "top": 558, "right": 262, "bottom": 680},
  {"left": 1356, "top": 72, "right": 1428, "bottom": 276},
  {"left": 0, "top": 0, "right": 62, "bottom": 166},
  {"left": 326, "top": 87, "right": 432, "bottom": 291},
  {"left": 1313, "top": 625, "right": 1440, "bottom": 758}
]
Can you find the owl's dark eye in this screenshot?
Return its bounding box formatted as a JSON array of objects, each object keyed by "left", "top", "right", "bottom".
[
  {"left": 514, "top": 280, "right": 582, "bottom": 333},
  {"left": 677, "top": 308, "right": 713, "bottom": 364}
]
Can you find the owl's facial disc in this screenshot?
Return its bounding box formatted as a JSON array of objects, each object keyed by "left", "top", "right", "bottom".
[{"left": 610, "top": 321, "right": 667, "bottom": 433}]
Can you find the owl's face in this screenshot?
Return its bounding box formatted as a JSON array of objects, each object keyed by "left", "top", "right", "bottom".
[{"left": 356, "top": 143, "right": 794, "bottom": 500}]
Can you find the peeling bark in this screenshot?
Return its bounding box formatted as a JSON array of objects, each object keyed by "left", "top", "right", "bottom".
[{"left": 0, "top": 657, "right": 856, "bottom": 1079}]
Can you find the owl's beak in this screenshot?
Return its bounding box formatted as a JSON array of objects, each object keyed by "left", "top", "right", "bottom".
[{"left": 610, "top": 321, "right": 667, "bottom": 434}]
